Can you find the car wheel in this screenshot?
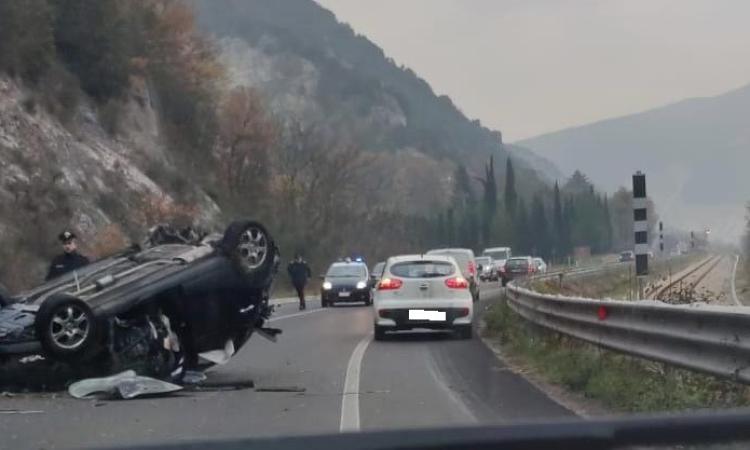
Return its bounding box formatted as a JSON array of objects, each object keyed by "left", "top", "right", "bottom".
[
  {"left": 374, "top": 325, "right": 386, "bottom": 341},
  {"left": 221, "top": 220, "right": 278, "bottom": 286},
  {"left": 455, "top": 325, "right": 472, "bottom": 340},
  {"left": 35, "top": 295, "right": 101, "bottom": 361}
]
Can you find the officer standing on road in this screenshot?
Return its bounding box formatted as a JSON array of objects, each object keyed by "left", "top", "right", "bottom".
[
  {"left": 46, "top": 230, "right": 90, "bottom": 281},
  {"left": 287, "top": 254, "right": 311, "bottom": 310}
]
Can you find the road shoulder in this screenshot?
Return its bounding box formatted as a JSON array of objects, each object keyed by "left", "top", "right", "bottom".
[{"left": 478, "top": 318, "right": 609, "bottom": 419}]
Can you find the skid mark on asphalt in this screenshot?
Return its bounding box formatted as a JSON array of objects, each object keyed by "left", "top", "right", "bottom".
[
  {"left": 340, "top": 334, "right": 373, "bottom": 432},
  {"left": 426, "top": 351, "right": 477, "bottom": 424}
]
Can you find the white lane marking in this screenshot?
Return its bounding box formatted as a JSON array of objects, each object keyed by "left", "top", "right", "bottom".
[
  {"left": 340, "top": 334, "right": 372, "bottom": 432},
  {"left": 731, "top": 254, "right": 741, "bottom": 306},
  {"left": 268, "top": 308, "right": 326, "bottom": 322}
]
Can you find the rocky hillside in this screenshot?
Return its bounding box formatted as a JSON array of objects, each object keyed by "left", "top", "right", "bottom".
[
  {"left": 0, "top": 75, "right": 220, "bottom": 289},
  {"left": 191, "top": 0, "right": 554, "bottom": 194}
]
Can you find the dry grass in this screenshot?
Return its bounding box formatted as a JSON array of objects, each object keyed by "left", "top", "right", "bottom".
[
  {"left": 532, "top": 255, "right": 701, "bottom": 300},
  {"left": 87, "top": 224, "right": 131, "bottom": 259}
]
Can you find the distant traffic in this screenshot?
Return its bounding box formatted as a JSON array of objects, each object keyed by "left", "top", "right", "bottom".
[{"left": 312, "top": 246, "right": 549, "bottom": 341}]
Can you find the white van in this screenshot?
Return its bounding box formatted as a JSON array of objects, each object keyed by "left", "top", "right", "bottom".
[{"left": 482, "top": 247, "right": 512, "bottom": 272}]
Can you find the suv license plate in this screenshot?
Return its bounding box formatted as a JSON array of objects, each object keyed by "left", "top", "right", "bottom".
[
  {"left": 409, "top": 310, "right": 446, "bottom": 321},
  {"left": 339, "top": 291, "right": 351, "bottom": 298}
]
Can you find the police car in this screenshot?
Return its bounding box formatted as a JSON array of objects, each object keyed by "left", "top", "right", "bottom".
[{"left": 320, "top": 259, "right": 373, "bottom": 307}]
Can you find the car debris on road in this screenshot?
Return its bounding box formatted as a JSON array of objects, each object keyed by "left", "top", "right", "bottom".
[{"left": 68, "top": 370, "right": 183, "bottom": 400}]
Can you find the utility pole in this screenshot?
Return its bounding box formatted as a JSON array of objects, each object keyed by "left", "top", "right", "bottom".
[{"left": 633, "top": 171, "right": 648, "bottom": 299}]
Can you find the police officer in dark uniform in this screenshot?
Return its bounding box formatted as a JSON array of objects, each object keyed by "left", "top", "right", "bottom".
[
  {"left": 287, "top": 254, "right": 311, "bottom": 310},
  {"left": 46, "top": 230, "right": 91, "bottom": 281}
]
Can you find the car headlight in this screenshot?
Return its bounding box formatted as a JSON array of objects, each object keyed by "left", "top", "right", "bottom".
[
  {"left": 356, "top": 281, "right": 367, "bottom": 290},
  {"left": 323, "top": 281, "right": 332, "bottom": 290}
]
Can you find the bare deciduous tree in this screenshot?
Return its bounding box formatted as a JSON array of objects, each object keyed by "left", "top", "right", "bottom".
[{"left": 216, "top": 87, "right": 278, "bottom": 205}]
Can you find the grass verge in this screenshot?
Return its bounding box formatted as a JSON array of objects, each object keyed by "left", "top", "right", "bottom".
[{"left": 483, "top": 299, "right": 750, "bottom": 413}]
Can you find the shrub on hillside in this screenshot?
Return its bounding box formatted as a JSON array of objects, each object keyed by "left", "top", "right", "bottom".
[
  {"left": 51, "top": 0, "right": 134, "bottom": 101},
  {"left": 0, "top": 0, "right": 55, "bottom": 82}
]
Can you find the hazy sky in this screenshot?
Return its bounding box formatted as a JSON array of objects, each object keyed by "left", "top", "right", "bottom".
[{"left": 315, "top": 0, "right": 750, "bottom": 141}]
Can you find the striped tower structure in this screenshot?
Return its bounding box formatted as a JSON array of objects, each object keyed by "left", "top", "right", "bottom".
[
  {"left": 659, "top": 222, "right": 664, "bottom": 254},
  {"left": 633, "top": 172, "right": 648, "bottom": 298}
]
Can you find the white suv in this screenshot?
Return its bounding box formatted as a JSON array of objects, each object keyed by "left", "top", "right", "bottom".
[{"left": 373, "top": 254, "right": 473, "bottom": 340}]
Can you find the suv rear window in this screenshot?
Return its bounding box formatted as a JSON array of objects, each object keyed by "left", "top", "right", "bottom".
[
  {"left": 506, "top": 259, "right": 529, "bottom": 269},
  {"left": 389, "top": 261, "right": 455, "bottom": 278}
]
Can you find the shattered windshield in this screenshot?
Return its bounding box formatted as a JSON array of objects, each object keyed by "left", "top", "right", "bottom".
[{"left": 1, "top": 0, "right": 749, "bottom": 449}]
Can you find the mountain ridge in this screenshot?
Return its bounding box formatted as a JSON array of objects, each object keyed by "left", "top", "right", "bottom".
[
  {"left": 517, "top": 82, "right": 750, "bottom": 241},
  {"left": 192, "top": 0, "right": 560, "bottom": 189}
]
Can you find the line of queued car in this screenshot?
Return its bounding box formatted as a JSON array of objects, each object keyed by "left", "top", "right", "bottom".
[{"left": 318, "top": 247, "right": 548, "bottom": 341}]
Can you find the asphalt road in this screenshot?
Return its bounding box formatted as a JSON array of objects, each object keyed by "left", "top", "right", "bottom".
[{"left": 0, "top": 283, "right": 572, "bottom": 449}]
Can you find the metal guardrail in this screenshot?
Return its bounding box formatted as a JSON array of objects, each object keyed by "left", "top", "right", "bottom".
[{"left": 506, "top": 278, "right": 750, "bottom": 384}]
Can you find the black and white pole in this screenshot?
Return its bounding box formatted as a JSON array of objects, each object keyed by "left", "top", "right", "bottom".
[
  {"left": 659, "top": 221, "right": 664, "bottom": 254},
  {"left": 633, "top": 171, "right": 648, "bottom": 299}
]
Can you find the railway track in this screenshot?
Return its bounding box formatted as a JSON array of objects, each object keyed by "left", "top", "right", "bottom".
[{"left": 654, "top": 255, "right": 725, "bottom": 304}]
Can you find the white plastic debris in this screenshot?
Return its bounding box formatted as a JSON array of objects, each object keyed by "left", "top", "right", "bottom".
[
  {"left": 68, "top": 370, "right": 183, "bottom": 400},
  {"left": 198, "top": 339, "right": 235, "bottom": 365},
  {"left": 19, "top": 355, "right": 45, "bottom": 364},
  {"left": 182, "top": 370, "right": 208, "bottom": 385}
]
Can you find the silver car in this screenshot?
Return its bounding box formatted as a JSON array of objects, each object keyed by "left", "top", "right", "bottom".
[
  {"left": 532, "top": 257, "right": 548, "bottom": 274},
  {"left": 475, "top": 256, "right": 497, "bottom": 281}
]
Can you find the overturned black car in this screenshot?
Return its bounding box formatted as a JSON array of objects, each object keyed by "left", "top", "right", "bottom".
[{"left": 0, "top": 220, "right": 280, "bottom": 381}]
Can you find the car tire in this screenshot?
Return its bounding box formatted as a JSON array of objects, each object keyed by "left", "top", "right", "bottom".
[
  {"left": 221, "top": 220, "right": 278, "bottom": 287},
  {"left": 455, "top": 325, "right": 472, "bottom": 340},
  {"left": 374, "top": 325, "right": 386, "bottom": 341},
  {"left": 35, "top": 295, "right": 101, "bottom": 362}
]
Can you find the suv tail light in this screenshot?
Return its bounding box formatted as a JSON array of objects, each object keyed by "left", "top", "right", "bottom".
[
  {"left": 445, "top": 276, "right": 469, "bottom": 289},
  {"left": 378, "top": 277, "right": 403, "bottom": 290}
]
